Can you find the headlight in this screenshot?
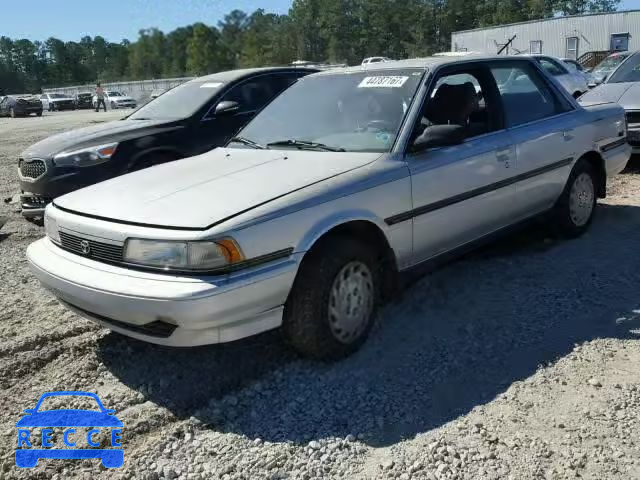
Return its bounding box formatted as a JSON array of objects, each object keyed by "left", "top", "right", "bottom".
[
  {"left": 123, "top": 238, "right": 244, "bottom": 272},
  {"left": 53, "top": 142, "right": 118, "bottom": 167},
  {"left": 44, "top": 210, "right": 60, "bottom": 244}
]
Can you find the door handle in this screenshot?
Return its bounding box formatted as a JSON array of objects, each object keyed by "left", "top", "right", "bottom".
[{"left": 563, "top": 130, "right": 574, "bottom": 141}]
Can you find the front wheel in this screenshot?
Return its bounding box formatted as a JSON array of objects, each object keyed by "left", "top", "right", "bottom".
[
  {"left": 550, "top": 159, "right": 597, "bottom": 237},
  {"left": 110, "top": 101, "right": 116, "bottom": 109},
  {"left": 282, "top": 236, "right": 380, "bottom": 360}
]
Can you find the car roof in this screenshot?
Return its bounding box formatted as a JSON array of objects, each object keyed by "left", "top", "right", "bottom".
[
  {"left": 312, "top": 54, "right": 535, "bottom": 76},
  {"left": 189, "top": 66, "right": 320, "bottom": 85}
]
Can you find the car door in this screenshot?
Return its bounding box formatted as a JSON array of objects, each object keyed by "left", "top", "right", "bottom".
[
  {"left": 405, "top": 64, "right": 520, "bottom": 264},
  {"left": 191, "top": 72, "right": 298, "bottom": 154},
  {"left": 490, "top": 60, "right": 578, "bottom": 217}
]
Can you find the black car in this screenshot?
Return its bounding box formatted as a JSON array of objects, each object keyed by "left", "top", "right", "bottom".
[
  {"left": 18, "top": 66, "right": 318, "bottom": 217},
  {"left": 0, "top": 95, "right": 43, "bottom": 117},
  {"left": 74, "top": 92, "right": 93, "bottom": 109}
]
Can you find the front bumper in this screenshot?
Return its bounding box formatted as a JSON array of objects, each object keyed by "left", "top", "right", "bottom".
[
  {"left": 27, "top": 238, "right": 299, "bottom": 346},
  {"left": 627, "top": 127, "right": 640, "bottom": 154},
  {"left": 50, "top": 101, "right": 75, "bottom": 110},
  {"left": 19, "top": 158, "right": 124, "bottom": 215},
  {"left": 113, "top": 102, "right": 136, "bottom": 109}
]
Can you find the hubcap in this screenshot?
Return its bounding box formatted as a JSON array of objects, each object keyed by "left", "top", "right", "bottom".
[
  {"left": 569, "top": 172, "right": 594, "bottom": 227},
  {"left": 328, "top": 261, "right": 374, "bottom": 344}
]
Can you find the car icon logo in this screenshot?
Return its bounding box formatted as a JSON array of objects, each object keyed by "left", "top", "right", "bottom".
[
  {"left": 15, "top": 391, "right": 124, "bottom": 469},
  {"left": 80, "top": 240, "right": 90, "bottom": 255}
]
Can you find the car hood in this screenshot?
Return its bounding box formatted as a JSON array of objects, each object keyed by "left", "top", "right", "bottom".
[
  {"left": 20, "top": 119, "right": 176, "bottom": 158},
  {"left": 16, "top": 410, "right": 123, "bottom": 427},
  {"left": 54, "top": 148, "right": 381, "bottom": 229},
  {"left": 579, "top": 82, "right": 640, "bottom": 109}
]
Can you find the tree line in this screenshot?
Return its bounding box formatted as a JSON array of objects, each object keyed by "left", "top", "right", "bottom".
[{"left": 0, "top": 0, "right": 620, "bottom": 93}]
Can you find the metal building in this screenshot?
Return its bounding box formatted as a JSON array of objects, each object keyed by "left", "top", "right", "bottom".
[{"left": 451, "top": 9, "right": 640, "bottom": 66}]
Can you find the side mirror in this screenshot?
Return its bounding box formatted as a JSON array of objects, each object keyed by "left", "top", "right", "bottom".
[
  {"left": 214, "top": 100, "right": 240, "bottom": 116},
  {"left": 411, "top": 124, "right": 466, "bottom": 152}
]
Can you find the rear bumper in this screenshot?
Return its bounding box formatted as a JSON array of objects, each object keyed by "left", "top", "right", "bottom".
[
  {"left": 602, "top": 138, "right": 632, "bottom": 177},
  {"left": 27, "top": 238, "right": 299, "bottom": 346}
]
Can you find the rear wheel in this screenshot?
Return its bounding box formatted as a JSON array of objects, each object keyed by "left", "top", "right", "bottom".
[
  {"left": 111, "top": 101, "right": 116, "bottom": 109},
  {"left": 550, "top": 158, "right": 597, "bottom": 237},
  {"left": 282, "top": 236, "right": 381, "bottom": 360}
]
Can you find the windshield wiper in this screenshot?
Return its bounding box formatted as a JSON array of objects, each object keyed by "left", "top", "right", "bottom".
[
  {"left": 266, "top": 139, "right": 345, "bottom": 152},
  {"left": 229, "top": 136, "right": 266, "bottom": 149}
]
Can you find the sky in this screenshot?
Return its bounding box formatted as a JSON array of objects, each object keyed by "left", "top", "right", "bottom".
[
  {"left": 1, "top": 0, "right": 638, "bottom": 43},
  {"left": 1, "top": 0, "right": 293, "bottom": 42}
]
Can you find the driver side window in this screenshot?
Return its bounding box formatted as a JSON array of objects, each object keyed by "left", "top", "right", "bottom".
[
  {"left": 219, "top": 77, "right": 275, "bottom": 114},
  {"left": 413, "top": 68, "right": 497, "bottom": 146}
]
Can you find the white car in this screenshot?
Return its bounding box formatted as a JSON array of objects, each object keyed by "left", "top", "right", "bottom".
[
  {"left": 92, "top": 91, "right": 137, "bottom": 109},
  {"left": 361, "top": 57, "right": 391, "bottom": 65},
  {"left": 522, "top": 54, "right": 589, "bottom": 98},
  {"left": 561, "top": 58, "right": 596, "bottom": 88},
  {"left": 28, "top": 55, "right": 629, "bottom": 359},
  {"left": 40, "top": 93, "right": 75, "bottom": 111}
]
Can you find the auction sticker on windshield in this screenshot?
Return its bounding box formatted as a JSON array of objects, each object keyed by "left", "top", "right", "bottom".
[{"left": 358, "top": 76, "right": 409, "bottom": 88}]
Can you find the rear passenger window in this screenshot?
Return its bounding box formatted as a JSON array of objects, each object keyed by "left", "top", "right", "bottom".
[{"left": 491, "top": 63, "right": 570, "bottom": 127}]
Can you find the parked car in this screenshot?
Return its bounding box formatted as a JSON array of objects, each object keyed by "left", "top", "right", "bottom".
[
  {"left": 523, "top": 54, "right": 589, "bottom": 98},
  {"left": 561, "top": 58, "right": 596, "bottom": 88},
  {"left": 579, "top": 50, "right": 640, "bottom": 153},
  {"left": 361, "top": 56, "right": 391, "bottom": 65},
  {"left": 17, "top": 67, "right": 318, "bottom": 217},
  {"left": 27, "top": 55, "right": 629, "bottom": 359},
  {"left": 74, "top": 92, "right": 93, "bottom": 109},
  {"left": 589, "top": 51, "right": 633, "bottom": 86},
  {"left": 0, "top": 95, "right": 42, "bottom": 117},
  {"left": 40, "top": 93, "right": 75, "bottom": 111},
  {"left": 92, "top": 91, "right": 137, "bottom": 109}
]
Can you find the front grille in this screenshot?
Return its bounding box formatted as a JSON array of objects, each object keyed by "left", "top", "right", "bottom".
[
  {"left": 626, "top": 111, "right": 640, "bottom": 125},
  {"left": 59, "top": 231, "right": 124, "bottom": 264},
  {"left": 19, "top": 158, "right": 46, "bottom": 179}
]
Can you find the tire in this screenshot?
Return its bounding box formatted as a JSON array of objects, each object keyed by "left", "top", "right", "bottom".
[
  {"left": 111, "top": 101, "right": 116, "bottom": 109},
  {"left": 282, "top": 236, "right": 381, "bottom": 360},
  {"left": 572, "top": 91, "right": 582, "bottom": 99},
  {"left": 550, "top": 158, "right": 597, "bottom": 238},
  {"left": 36, "top": 110, "right": 42, "bottom": 117}
]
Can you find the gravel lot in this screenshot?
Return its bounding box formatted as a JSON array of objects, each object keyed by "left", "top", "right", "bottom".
[{"left": 1, "top": 111, "right": 640, "bottom": 480}]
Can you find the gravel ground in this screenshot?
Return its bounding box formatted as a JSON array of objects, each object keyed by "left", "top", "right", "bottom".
[{"left": 1, "top": 112, "right": 640, "bottom": 480}]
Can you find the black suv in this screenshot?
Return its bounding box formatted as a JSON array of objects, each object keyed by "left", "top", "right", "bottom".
[{"left": 18, "top": 66, "right": 317, "bottom": 217}]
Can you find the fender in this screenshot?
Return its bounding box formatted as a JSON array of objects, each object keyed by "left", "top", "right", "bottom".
[{"left": 296, "top": 209, "right": 391, "bottom": 254}]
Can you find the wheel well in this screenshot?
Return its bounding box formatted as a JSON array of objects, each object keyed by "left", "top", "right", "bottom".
[
  {"left": 580, "top": 151, "right": 606, "bottom": 198},
  {"left": 304, "top": 220, "right": 398, "bottom": 300}
]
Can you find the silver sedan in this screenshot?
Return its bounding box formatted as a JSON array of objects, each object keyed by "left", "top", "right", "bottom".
[{"left": 28, "top": 55, "right": 629, "bottom": 359}]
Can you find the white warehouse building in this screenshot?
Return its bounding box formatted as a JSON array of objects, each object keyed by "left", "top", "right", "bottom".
[{"left": 451, "top": 9, "right": 640, "bottom": 66}]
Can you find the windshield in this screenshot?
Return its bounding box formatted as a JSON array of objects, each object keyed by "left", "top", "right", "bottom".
[
  {"left": 233, "top": 69, "right": 424, "bottom": 153},
  {"left": 49, "top": 93, "right": 67, "bottom": 98},
  {"left": 108, "top": 91, "right": 122, "bottom": 96},
  {"left": 593, "top": 52, "right": 631, "bottom": 77},
  {"left": 606, "top": 52, "right": 640, "bottom": 83},
  {"left": 128, "top": 80, "right": 223, "bottom": 120}
]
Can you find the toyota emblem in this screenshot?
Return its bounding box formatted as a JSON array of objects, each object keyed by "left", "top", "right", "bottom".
[{"left": 80, "top": 240, "right": 91, "bottom": 255}]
